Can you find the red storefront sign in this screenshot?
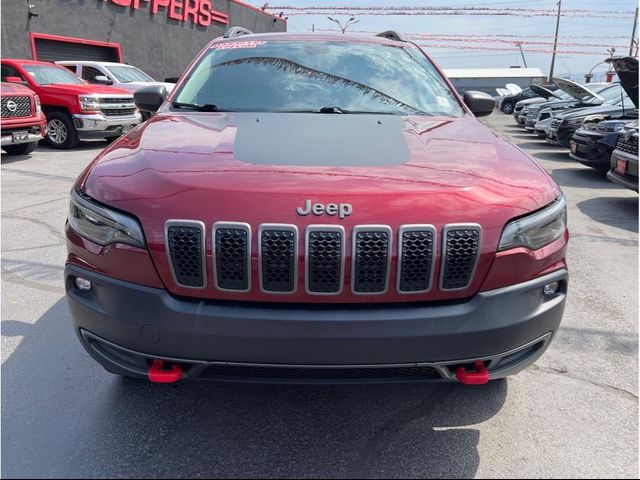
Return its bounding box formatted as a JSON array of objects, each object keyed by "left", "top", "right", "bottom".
[{"left": 108, "top": 0, "right": 229, "bottom": 27}]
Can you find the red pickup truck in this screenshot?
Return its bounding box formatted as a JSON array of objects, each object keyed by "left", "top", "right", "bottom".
[
  {"left": 1, "top": 59, "right": 141, "bottom": 149},
  {"left": 1, "top": 81, "right": 46, "bottom": 155}
]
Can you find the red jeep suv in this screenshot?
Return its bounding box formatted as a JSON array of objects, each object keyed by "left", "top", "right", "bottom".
[{"left": 65, "top": 30, "right": 569, "bottom": 385}]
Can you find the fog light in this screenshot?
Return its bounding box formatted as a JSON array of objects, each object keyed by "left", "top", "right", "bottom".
[
  {"left": 543, "top": 281, "right": 559, "bottom": 296},
  {"left": 75, "top": 277, "right": 92, "bottom": 291}
]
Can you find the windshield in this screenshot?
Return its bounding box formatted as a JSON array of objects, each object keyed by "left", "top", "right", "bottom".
[
  {"left": 107, "top": 65, "right": 155, "bottom": 83},
  {"left": 22, "top": 64, "right": 84, "bottom": 85},
  {"left": 583, "top": 83, "right": 620, "bottom": 105},
  {"left": 174, "top": 40, "right": 465, "bottom": 116}
]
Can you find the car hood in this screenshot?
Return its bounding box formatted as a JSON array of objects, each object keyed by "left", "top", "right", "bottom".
[
  {"left": 1, "top": 81, "right": 33, "bottom": 95},
  {"left": 552, "top": 77, "right": 603, "bottom": 103},
  {"left": 557, "top": 103, "right": 632, "bottom": 120},
  {"left": 518, "top": 97, "right": 547, "bottom": 107},
  {"left": 80, "top": 112, "right": 559, "bottom": 302},
  {"left": 606, "top": 57, "right": 638, "bottom": 108},
  {"left": 530, "top": 85, "right": 561, "bottom": 99},
  {"left": 118, "top": 81, "right": 176, "bottom": 93},
  {"left": 40, "top": 83, "right": 131, "bottom": 96}
]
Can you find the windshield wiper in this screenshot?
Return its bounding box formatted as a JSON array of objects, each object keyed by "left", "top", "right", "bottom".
[{"left": 172, "top": 102, "right": 221, "bottom": 112}]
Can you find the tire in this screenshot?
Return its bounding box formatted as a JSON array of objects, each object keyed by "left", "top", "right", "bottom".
[
  {"left": 501, "top": 102, "right": 514, "bottom": 114},
  {"left": 44, "top": 111, "right": 79, "bottom": 149},
  {"left": 2, "top": 141, "right": 38, "bottom": 156}
]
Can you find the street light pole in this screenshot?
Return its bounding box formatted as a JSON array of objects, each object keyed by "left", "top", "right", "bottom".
[
  {"left": 327, "top": 16, "right": 359, "bottom": 34},
  {"left": 516, "top": 42, "right": 528, "bottom": 68},
  {"left": 549, "top": 0, "right": 562, "bottom": 82}
]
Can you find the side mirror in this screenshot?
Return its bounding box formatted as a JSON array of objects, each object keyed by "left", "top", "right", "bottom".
[
  {"left": 463, "top": 91, "right": 496, "bottom": 117},
  {"left": 94, "top": 75, "right": 113, "bottom": 85},
  {"left": 5, "top": 76, "right": 28, "bottom": 86},
  {"left": 134, "top": 85, "right": 167, "bottom": 113}
]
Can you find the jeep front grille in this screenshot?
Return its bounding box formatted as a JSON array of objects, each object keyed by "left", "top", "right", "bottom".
[
  {"left": 213, "top": 223, "right": 251, "bottom": 292},
  {"left": 306, "top": 227, "right": 345, "bottom": 294},
  {"left": 165, "top": 221, "right": 206, "bottom": 288},
  {"left": 616, "top": 132, "right": 639, "bottom": 156},
  {"left": 397, "top": 226, "right": 436, "bottom": 293},
  {"left": 1, "top": 96, "right": 32, "bottom": 118},
  {"left": 165, "top": 222, "right": 482, "bottom": 295},
  {"left": 352, "top": 226, "right": 391, "bottom": 294},
  {"left": 441, "top": 226, "right": 481, "bottom": 291},
  {"left": 259, "top": 225, "right": 298, "bottom": 293}
]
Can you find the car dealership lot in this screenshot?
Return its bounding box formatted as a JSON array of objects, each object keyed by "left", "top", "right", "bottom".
[{"left": 1, "top": 113, "right": 637, "bottom": 478}]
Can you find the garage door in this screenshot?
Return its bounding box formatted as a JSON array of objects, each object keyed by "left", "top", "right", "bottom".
[{"left": 30, "top": 33, "right": 121, "bottom": 63}]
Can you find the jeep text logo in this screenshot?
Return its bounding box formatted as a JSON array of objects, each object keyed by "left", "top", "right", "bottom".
[{"left": 296, "top": 200, "right": 352, "bottom": 219}]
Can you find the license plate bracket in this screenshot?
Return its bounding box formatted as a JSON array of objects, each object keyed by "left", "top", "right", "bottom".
[
  {"left": 11, "top": 130, "right": 29, "bottom": 143},
  {"left": 570, "top": 141, "right": 577, "bottom": 154},
  {"left": 615, "top": 158, "right": 627, "bottom": 174}
]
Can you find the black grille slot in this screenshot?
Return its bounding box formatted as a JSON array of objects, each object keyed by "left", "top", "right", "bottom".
[
  {"left": 260, "top": 227, "right": 297, "bottom": 293},
  {"left": 199, "top": 364, "right": 441, "bottom": 381},
  {"left": 306, "top": 229, "right": 344, "bottom": 294},
  {"left": 102, "top": 108, "right": 136, "bottom": 117},
  {"left": 352, "top": 228, "right": 390, "bottom": 294},
  {"left": 214, "top": 224, "right": 250, "bottom": 291},
  {"left": 616, "top": 132, "right": 639, "bottom": 155},
  {"left": 441, "top": 227, "right": 480, "bottom": 290},
  {"left": 100, "top": 97, "right": 134, "bottom": 104},
  {"left": 398, "top": 228, "right": 435, "bottom": 293},
  {"left": 1, "top": 96, "right": 32, "bottom": 118},
  {"left": 166, "top": 223, "right": 205, "bottom": 288}
]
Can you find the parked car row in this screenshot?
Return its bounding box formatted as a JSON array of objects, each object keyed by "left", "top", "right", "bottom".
[
  {"left": 0, "top": 59, "right": 175, "bottom": 154},
  {"left": 508, "top": 57, "right": 638, "bottom": 193}
]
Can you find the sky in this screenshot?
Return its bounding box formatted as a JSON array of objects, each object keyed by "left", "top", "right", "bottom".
[{"left": 246, "top": 0, "right": 639, "bottom": 80}]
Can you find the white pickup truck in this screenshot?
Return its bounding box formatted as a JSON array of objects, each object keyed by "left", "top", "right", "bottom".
[{"left": 57, "top": 61, "right": 175, "bottom": 120}]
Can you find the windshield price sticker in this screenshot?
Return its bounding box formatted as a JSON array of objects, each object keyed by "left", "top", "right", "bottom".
[{"left": 212, "top": 41, "right": 267, "bottom": 50}]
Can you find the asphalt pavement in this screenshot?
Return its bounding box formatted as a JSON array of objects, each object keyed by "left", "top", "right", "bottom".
[{"left": 1, "top": 112, "right": 638, "bottom": 478}]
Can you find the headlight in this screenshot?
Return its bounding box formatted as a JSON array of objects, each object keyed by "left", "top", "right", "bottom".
[
  {"left": 499, "top": 196, "right": 567, "bottom": 251},
  {"left": 34, "top": 94, "right": 42, "bottom": 114},
  {"left": 68, "top": 189, "right": 146, "bottom": 248},
  {"left": 597, "top": 120, "right": 627, "bottom": 133},
  {"left": 78, "top": 95, "right": 101, "bottom": 112}
]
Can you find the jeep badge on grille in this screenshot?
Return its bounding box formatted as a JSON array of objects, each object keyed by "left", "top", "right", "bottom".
[{"left": 296, "top": 200, "right": 352, "bottom": 219}]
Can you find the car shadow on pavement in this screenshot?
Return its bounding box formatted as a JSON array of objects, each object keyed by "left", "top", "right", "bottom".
[
  {"left": 551, "top": 167, "right": 618, "bottom": 190},
  {"left": 1, "top": 298, "right": 508, "bottom": 479},
  {"left": 533, "top": 151, "right": 572, "bottom": 162},
  {"left": 0, "top": 152, "right": 34, "bottom": 165},
  {"left": 577, "top": 196, "right": 639, "bottom": 233}
]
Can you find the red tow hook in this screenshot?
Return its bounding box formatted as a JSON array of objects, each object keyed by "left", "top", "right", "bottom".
[
  {"left": 455, "top": 361, "right": 490, "bottom": 385},
  {"left": 148, "top": 359, "right": 183, "bottom": 383}
]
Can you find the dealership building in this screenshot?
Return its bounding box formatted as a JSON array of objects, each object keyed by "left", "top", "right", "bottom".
[{"left": 1, "top": 0, "right": 287, "bottom": 81}]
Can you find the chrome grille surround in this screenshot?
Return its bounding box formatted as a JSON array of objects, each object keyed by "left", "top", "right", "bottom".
[
  {"left": 258, "top": 224, "right": 299, "bottom": 294},
  {"left": 440, "top": 224, "right": 482, "bottom": 291},
  {"left": 213, "top": 222, "right": 252, "bottom": 293},
  {"left": 164, "top": 220, "right": 207, "bottom": 289},
  {"left": 305, "top": 225, "right": 346, "bottom": 295},
  {"left": 397, "top": 225, "right": 437, "bottom": 294},
  {"left": 351, "top": 225, "right": 392, "bottom": 295}
]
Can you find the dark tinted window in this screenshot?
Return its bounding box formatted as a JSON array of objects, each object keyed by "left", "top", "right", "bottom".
[
  {"left": 82, "top": 66, "right": 104, "bottom": 83},
  {"left": 175, "top": 40, "right": 464, "bottom": 116},
  {"left": 1, "top": 64, "right": 25, "bottom": 82}
]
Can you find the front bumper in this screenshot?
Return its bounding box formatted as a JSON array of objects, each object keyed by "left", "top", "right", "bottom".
[
  {"left": 1, "top": 129, "right": 44, "bottom": 146},
  {"left": 607, "top": 149, "right": 639, "bottom": 192},
  {"left": 72, "top": 112, "right": 141, "bottom": 139},
  {"left": 568, "top": 131, "right": 611, "bottom": 168},
  {"left": 546, "top": 126, "right": 574, "bottom": 147},
  {"left": 66, "top": 265, "right": 568, "bottom": 383}
]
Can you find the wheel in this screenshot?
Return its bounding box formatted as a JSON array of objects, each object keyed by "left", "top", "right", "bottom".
[
  {"left": 45, "top": 111, "right": 79, "bottom": 149},
  {"left": 501, "top": 102, "right": 514, "bottom": 114},
  {"left": 2, "top": 141, "right": 38, "bottom": 156}
]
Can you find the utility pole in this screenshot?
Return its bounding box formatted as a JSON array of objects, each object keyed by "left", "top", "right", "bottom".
[
  {"left": 630, "top": 7, "right": 638, "bottom": 56},
  {"left": 516, "top": 42, "right": 528, "bottom": 68},
  {"left": 548, "top": 0, "right": 562, "bottom": 82}
]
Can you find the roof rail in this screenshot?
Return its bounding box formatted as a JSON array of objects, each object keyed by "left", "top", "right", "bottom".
[
  {"left": 375, "top": 31, "right": 406, "bottom": 42},
  {"left": 223, "top": 27, "right": 254, "bottom": 38}
]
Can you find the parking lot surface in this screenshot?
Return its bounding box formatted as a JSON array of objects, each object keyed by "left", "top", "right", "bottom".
[{"left": 1, "top": 112, "right": 638, "bottom": 478}]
